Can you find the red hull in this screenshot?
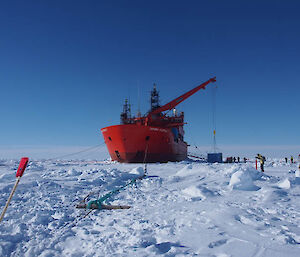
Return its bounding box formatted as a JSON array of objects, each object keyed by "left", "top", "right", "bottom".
[{"left": 101, "top": 124, "right": 187, "bottom": 163}]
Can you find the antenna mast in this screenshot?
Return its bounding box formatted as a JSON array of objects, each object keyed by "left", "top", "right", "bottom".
[
  {"left": 212, "top": 84, "right": 217, "bottom": 153},
  {"left": 137, "top": 81, "right": 141, "bottom": 117}
]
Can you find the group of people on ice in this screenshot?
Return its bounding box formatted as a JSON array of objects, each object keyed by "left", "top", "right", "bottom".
[
  {"left": 225, "top": 156, "right": 247, "bottom": 163},
  {"left": 256, "top": 154, "right": 300, "bottom": 173},
  {"left": 285, "top": 156, "right": 296, "bottom": 164}
]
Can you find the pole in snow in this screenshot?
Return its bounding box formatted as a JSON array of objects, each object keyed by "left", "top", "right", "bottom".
[{"left": 0, "top": 157, "right": 29, "bottom": 223}]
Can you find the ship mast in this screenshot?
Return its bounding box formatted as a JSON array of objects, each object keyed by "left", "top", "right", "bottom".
[
  {"left": 150, "top": 83, "right": 160, "bottom": 111},
  {"left": 120, "top": 98, "right": 131, "bottom": 124},
  {"left": 137, "top": 83, "right": 141, "bottom": 117}
]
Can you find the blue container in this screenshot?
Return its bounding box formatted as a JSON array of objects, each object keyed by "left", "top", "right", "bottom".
[{"left": 207, "top": 153, "right": 223, "bottom": 163}]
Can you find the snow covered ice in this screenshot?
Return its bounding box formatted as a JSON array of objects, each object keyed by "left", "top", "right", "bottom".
[{"left": 0, "top": 158, "right": 299, "bottom": 256}]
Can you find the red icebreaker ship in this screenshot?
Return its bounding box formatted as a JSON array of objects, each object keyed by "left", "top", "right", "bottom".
[{"left": 101, "top": 77, "right": 216, "bottom": 163}]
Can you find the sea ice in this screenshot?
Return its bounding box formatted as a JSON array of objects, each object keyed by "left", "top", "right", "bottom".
[{"left": 0, "top": 158, "right": 299, "bottom": 256}]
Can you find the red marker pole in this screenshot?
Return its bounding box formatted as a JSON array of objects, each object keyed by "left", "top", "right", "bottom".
[{"left": 0, "top": 157, "right": 29, "bottom": 223}]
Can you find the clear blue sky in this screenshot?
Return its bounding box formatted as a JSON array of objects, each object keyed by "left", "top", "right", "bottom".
[{"left": 1, "top": 0, "right": 299, "bottom": 149}]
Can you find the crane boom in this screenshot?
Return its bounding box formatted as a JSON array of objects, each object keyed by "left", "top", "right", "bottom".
[{"left": 149, "top": 77, "right": 216, "bottom": 116}]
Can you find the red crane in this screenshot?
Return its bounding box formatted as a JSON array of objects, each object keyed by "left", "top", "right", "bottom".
[{"left": 148, "top": 77, "right": 216, "bottom": 117}]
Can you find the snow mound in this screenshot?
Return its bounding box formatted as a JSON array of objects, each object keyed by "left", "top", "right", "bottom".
[
  {"left": 174, "top": 164, "right": 211, "bottom": 177},
  {"left": 229, "top": 167, "right": 261, "bottom": 191},
  {"left": 277, "top": 178, "right": 291, "bottom": 189},
  {"left": 66, "top": 168, "right": 81, "bottom": 176},
  {"left": 182, "top": 185, "right": 206, "bottom": 200},
  {"left": 175, "top": 164, "right": 193, "bottom": 176},
  {"left": 130, "top": 166, "right": 144, "bottom": 176}
]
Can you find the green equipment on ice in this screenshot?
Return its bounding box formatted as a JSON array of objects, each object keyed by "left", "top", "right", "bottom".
[{"left": 76, "top": 173, "right": 145, "bottom": 210}]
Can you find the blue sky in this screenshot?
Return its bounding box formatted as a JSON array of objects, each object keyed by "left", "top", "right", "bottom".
[{"left": 0, "top": 0, "right": 299, "bottom": 153}]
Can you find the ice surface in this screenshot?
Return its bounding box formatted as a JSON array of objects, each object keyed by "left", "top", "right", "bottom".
[{"left": 0, "top": 159, "right": 299, "bottom": 256}]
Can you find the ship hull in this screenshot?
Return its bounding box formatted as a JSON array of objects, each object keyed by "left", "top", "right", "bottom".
[{"left": 101, "top": 124, "right": 187, "bottom": 163}]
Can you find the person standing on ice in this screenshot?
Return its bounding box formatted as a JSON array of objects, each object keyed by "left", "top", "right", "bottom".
[
  {"left": 256, "top": 154, "right": 266, "bottom": 172},
  {"left": 291, "top": 156, "right": 294, "bottom": 163}
]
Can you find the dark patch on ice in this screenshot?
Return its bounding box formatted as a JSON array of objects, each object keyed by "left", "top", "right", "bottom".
[
  {"left": 263, "top": 222, "right": 272, "bottom": 228},
  {"left": 208, "top": 239, "right": 227, "bottom": 248},
  {"left": 140, "top": 241, "right": 153, "bottom": 248},
  {"left": 208, "top": 225, "right": 218, "bottom": 230},
  {"left": 279, "top": 231, "right": 300, "bottom": 245},
  {"left": 90, "top": 230, "right": 101, "bottom": 235},
  {"left": 0, "top": 173, "right": 14, "bottom": 182},
  {"left": 198, "top": 185, "right": 220, "bottom": 197},
  {"left": 171, "top": 176, "right": 182, "bottom": 183},
  {"left": 18, "top": 181, "right": 39, "bottom": 191},
  {"left": 290, "top": 177, "right": 300, "bottom": 185},
  {"left": 147, "top": 175, "right": 160, "bottom": 178},
  {"left": 191, "top": 196, "right": 203, "bottom": 201},
  {"left": 185, "top": 158, "right": 206, "bottom": 163},
  {"left": 0, "top": 233, "right": 30, "bottom": 256},
  {"left": 155, "top": 242, "right": 172, "bottom": 253},
  {"left": 234, "top": 214, "right": 241, "bottom": 222},
  {"left": 285, "top": 235, "right": 299, "bottom": 245},
  {"left": 140, "top": 240, "right": 186, "bottom": 254},
  {"left": 271, "top": 217, "right": 281, "bottom": 221},
  {"left": 68, "top": 252, "right": 85, "bottom": 257},
  {"left": 274, "top": 189, "right": 288, "bottom": 197},
  {"left": 259, "top": 174, "right": 273, "bottom": 181},
  {"left": 0, "top": 185, "right": 16, "bottom": 195},
  {"left": 273, "top": 189, "right": 291, "bottom": 202},
  {"left": 233, "top": 184, "right": 261, "bottom": 191},
  {"left": 155, "top": 242, "right": 186, "bottom": 254},
  {"left": 38, "top": 180, "right": 62, "bottom": 190}
]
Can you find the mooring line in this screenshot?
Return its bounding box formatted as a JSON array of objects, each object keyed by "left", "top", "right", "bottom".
[{"left": 46, "top": 143, "right": 105, "bottom": 161}]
